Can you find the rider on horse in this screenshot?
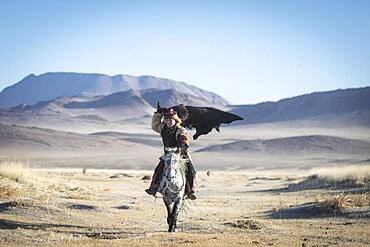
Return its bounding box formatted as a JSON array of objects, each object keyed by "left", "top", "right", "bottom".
[{"left": 145, "top": 107, "right": 197, "bottom": 200}]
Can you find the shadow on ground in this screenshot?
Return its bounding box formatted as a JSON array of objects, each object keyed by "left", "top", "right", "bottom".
[
  {"left": 0, "top": 219, "right": 91, "bottom": 230},
  {"left": 67, "top": 203, "right": 97, "bottom": 210},
  {"left": 249, "top": 181, "right": 370, "bottom": 194},
  {"left": 265, "top": 202, "right": 370, "bottom": 219},
  {"left": 0, "top": 218, "right": 142, "bottom": 240}
]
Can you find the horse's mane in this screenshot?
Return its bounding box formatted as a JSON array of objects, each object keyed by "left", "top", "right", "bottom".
[
  {"left": 178, "top": 156, "right": 189, "bottom": 174},
  {"left": 163, "top": 150, "right": 189, "bottom": 174}
]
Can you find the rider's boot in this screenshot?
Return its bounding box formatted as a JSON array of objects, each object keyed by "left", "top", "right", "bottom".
[
  {"left": 145, "top": 159, "right": 164, "bottom": 196},
  {"left": 186, "top": 162, "right": 197, "bottom": 200},
  {"left": 145, "top": 178, "right": 158, "bottom": 196}
]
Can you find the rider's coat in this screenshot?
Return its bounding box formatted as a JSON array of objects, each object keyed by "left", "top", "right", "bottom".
[{"left": 151, "top": 112, "right": 189, "bottom": 148}]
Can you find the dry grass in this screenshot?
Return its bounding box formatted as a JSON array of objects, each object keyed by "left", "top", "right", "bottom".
[
  {"left": 292, "top": 165, "right": 370, "bottom": 190},
  {"left": 312, "top": 164, "right": 370, "bottom": 211},
  {"left": 320, "top": 193, "right": 349, "bottom": 211},
  {"left": 0, "top": 177, "right": 24, "bottom": 199},
  {"left": 310, "top": 165, "right": 370, "bottom": 185},
  {"left": 224, "top": 219, "right": 263, "bottom": 230},
  {"left": 0, "top": 160, "right": 29, "bottom": 201},
  {"left": 0, "top": 160, "right": 29, "bottom": 183},
  {"left": 0, "top": 160, "right": 95, "bottom": 205},
  {"left": 48, "top": 182, "right": 95, "bottom": 200},
  {"left": 315, "top": 192, "right": 370, "bottom": 212},
  {"left": 351, "top": 193, "right": 370, "bottom": 206}
]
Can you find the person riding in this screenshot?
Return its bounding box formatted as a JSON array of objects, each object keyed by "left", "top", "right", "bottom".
[{"left": 145, "top": 106, "right": 197, "bottom": 200}]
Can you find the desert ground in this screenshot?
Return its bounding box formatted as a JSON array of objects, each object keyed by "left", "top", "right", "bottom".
[
  {"left": 0, "top": 165, "right": 369, "bottom": 247},
  {"left": 1, "top": 123, "right": 370, "bottom": 246}
]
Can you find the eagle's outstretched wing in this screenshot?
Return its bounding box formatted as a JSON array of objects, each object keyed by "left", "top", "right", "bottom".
[{"left": 169, "top": 104, "right": 243, "bottom": 140}]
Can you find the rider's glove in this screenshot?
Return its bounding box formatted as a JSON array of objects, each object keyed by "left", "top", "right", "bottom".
[{"left": 180, "top": 143, "right": 189, "bottom": 156}]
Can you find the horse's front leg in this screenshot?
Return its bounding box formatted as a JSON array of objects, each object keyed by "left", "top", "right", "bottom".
[
  {"left": 165, "top": 199, "right": 174, "bottom": 232},
  {"left": 167, "top": 211, "right": 174, "bottom": 232},
  {"left": 170, "top": 198, "right": 182, "bottom": 232}
]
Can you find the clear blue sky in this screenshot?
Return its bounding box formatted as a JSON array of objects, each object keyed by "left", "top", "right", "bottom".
[{"left": 0, "top": 0, "right": 369, "bottom": 104}]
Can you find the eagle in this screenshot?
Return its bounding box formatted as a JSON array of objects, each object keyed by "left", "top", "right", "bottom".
[{"left": 157, "top": 102, "right": 243, "bottom": 140}]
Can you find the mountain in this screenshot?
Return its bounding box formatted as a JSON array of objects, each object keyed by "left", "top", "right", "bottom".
[
  {"left": 1, "top": 72, "right": 369, "bottom": 128},
  {"left": 140, "top": 88, "right": 214, "bottom": 108},
  {"left": 230, "top": 87, "right": 370, "bottom": 126},
  {"left": 0, "top": 86, "right": 221, "bottom": 128},
  {"left": 196, "top": 135, "right": 370, "bottom": 155},
  {"left": 1, "top": 86, "right": 369, "bottom": 130},
  {"left": 0, "top": 72, "right": 230, "bottom": 108}
]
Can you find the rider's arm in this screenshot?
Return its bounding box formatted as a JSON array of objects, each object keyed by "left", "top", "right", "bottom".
[
  {"left": 151, "top": 112, "right": 164, "bottom": 133},
  {"left": 177, "top": 127, "right": 190, "bottom": 153}
]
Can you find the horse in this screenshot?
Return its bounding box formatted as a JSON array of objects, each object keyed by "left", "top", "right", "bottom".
[{"left": 157, "top": 147, "right": 188, "bottom": 232}]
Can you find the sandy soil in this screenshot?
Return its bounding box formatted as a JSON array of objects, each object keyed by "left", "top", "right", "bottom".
[{"left": 1, "top": 168, "right": 369, "bottom": 246}]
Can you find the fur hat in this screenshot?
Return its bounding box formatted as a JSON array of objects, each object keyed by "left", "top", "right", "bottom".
[
  {"left": 163, "top": 108, "right": 177, "bottom": 117},
  {"left": 163, "top": 108, "right": 182, "bottom": 125}
]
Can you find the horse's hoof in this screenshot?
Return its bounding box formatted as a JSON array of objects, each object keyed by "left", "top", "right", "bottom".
[{"left": 168, "top": 227, "right": 177, "bottom": 232}]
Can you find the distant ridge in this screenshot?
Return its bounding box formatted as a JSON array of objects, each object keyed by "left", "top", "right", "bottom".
[
  {"left": 196, "top": 135, "right": 370, "bottom": 155},
  {"left": 0, "top": 72, "right": 230, "bottom": 108},
  {"left": 230, "top": 87, "right": 370, "bottom": 126}
]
